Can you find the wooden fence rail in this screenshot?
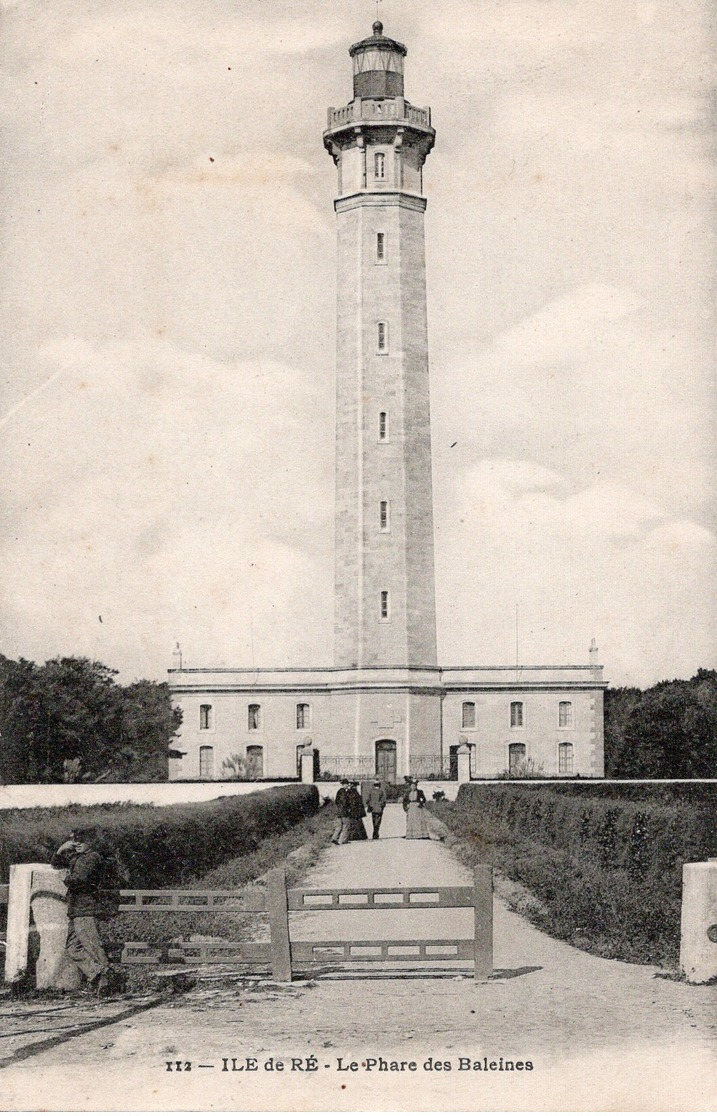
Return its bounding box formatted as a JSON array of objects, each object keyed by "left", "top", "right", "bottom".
[{"left": 2, "top": 865, "right": 493, "bottom": 985}]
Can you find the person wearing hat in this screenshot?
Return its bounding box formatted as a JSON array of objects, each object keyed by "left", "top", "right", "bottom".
[
  {"left": 345, "top": 781, "right": 368, "bottom": 840},
  {"left": 365, "top": 778, "right": 387, "bottom": 840},
  {"left": 51, "top": 826, "right": 113, "bottom": 994},
  {"left": 331, "top": 778, "right": 351, "bottom": 844},
  {"left": 402, "top": 778, "right": 429, "bottom": 839}
]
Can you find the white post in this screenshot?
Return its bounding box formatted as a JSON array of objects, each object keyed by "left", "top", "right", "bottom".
[
  {"left": 4, "top": 864, "right": 77, "bottom": 990},
  {"left": 5, "top": 864, "right": 37, "bottom": 982},
  {"left": 680, "top": 860, "right": 717, "bottom": 984},
  {"left": 30, "top": 868, "right": 76, "bottom": 989},
  {"left": 299, "top": 738, "right": 315, "bottom": 784},
  {"left": 456, "top": 743, "right": 471, "bottom": 784}
]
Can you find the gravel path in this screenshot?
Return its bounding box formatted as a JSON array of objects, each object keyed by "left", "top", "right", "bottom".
[{"left": 1, "top": 804, "right": 715, "bottom": 1111}]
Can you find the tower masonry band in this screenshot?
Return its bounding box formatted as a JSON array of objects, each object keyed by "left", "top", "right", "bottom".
[{"left": 168, "top": 22, "right": 606, "bottom": 782}]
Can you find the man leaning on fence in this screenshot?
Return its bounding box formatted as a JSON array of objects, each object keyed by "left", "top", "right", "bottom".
[
  {"left": 331, "top": 778, "right": 351, "bottom": 845},
  {"left": 51, "top": 826, "right": 115, "bottom": 996}
]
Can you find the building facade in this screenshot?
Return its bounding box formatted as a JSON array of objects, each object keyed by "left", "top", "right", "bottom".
[{"left": 168, "top": 23, "right": 606, "bottom": 782}]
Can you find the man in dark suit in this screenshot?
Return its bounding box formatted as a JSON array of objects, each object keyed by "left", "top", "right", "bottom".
[
  {"left": 331, "top": 779, "right": 351, "bottom": 844},
  {"left": 365, "top": 779, "right": 387, "bottom": 839}
]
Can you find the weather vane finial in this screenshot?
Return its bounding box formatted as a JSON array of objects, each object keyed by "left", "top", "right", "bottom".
[{"left": 374, "top": 0, "right": 382, "bottom": 33}]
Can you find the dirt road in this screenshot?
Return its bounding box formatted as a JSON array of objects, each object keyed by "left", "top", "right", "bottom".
[{"left": 1, "top": 805, "right": 715, "bottom": 1111}]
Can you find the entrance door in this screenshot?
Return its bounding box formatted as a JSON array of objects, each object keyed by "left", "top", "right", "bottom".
[
  {"left": 449, "top": 745, "right": 459, "bottom": 781},
  {"left": 375, "top": 740, "right": 397, "bottom": 784}
]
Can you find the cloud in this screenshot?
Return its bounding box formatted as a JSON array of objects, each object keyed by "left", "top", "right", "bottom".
[
  {"left": 49, "top": 6, "right": 347, "bottom": 69},
  {"left": 0, "top": 336, "right": 334, "bottom": 678},
  {"left": 489, "top": 285, "right": 646, "bottom": 368},
  {"left": 436, "top": 457, "right": 716, "bottom": 684}
]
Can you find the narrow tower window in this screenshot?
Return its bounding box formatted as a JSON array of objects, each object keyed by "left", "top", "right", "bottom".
[
  {"left": 380, "top": 590, "right": 390, "bottom": 620},
  {"left": 296, "top": 703, "right": 310, "bottom": 730},
  {"left": 248, "top": 703, "right": 261, "bottom": 731},
  {"left": 379, "top": 500, "right": 390, "bottom": 531},
  {"left": 378, "top": 411, "right": 389, "bottom": 441},
  {"left": 199, "top": 703, "right": 213, "bottom": 731},
  {"left": 461, "top": 701, "right": 476, "bottom": 730},
  {"left": 510, "top": 701, "right": 524, "bottom": 728},
  {"left": 376, "top": 232, "right": 385, "bottom": 262},
  {"left": 374, "top": 151, "right": 385, "bottom": 180},
  {"left": 377, "top": 321, "right": 388, "bottom": 353}
]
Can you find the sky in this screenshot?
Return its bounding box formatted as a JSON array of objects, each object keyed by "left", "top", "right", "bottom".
[{"left": 0, "top": 0, "right": 714, "bottom": 689}]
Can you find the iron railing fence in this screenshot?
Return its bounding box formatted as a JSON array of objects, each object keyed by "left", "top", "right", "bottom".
[{"left": 318, "top": 755, "right": 455, "bottom": 781}]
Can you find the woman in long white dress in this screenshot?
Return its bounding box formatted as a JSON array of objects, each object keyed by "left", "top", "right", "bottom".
[{"left": 402, "top": 779, "right": 429, "bottom": 839}]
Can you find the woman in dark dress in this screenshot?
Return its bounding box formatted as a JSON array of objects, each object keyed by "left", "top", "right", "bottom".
[{"left": 345, "top": 781, "right": 368, "bottom": 840}]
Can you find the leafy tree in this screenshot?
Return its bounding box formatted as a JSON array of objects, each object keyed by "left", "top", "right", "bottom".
[
  {"left": 606, "top": 671, "right": 717, "bottom": 778},
  {"left": 0, "top": 655, "right": 182, "bottom": 783},
  {"left": 221, "top": 753, "right": 250, "bottom": 780},
  {"left": 603, "top": 686, "right": 642, "bottom": 777}
]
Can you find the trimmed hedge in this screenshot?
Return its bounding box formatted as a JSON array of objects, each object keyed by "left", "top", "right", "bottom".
[
  {"left": 0, "top": 785, "right": 320, "bottom": 888},
  {"left": 455, "top": 783, "right": 715, "bottom": 877},
  {"left": 435, "top": 783, "right": 717, "bottom": 966}
]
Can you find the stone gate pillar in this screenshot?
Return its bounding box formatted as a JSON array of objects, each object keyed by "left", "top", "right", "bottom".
[
  {"left": 4, "top": 864, "right": 79, "bottom": 990},
  {"left": 680, "top": 860, "right": 717, "bottom": 984},
  {"left": 299, "top": 739, "right": 316, "bottom": 784}
]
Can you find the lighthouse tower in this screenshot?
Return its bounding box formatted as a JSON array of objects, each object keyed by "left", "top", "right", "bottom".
[
  {"left": 168, "top": 21, "right": 606, "bottom": 785},
  {"left": 324, "top": 22, "right": 438, "bottom": 670}
]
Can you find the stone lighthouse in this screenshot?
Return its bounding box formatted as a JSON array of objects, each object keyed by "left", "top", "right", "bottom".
[
  {"left": 167, "top": 23, "right": 606, "bottom": 785},
  {"left": 324, "top": 22, "right": 438, "bottom": 670}
]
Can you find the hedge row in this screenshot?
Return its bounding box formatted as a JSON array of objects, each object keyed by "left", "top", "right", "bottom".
[
  {"left": 439, "top": 783, "right": 717, "bottom": 965},
  {"left": 0, "top": 785, "right": 320, "bottom": 888},
  {"left": 456, "top": 783, "right": 716, "bottom": 878}
]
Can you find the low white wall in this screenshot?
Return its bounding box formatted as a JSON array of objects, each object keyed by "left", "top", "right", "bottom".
[
  {"left": 0, "top": 782, "right": 290, "bottom": 811},
  {"left": 0, "top": 780, "right": 463, "bottom": 810}
]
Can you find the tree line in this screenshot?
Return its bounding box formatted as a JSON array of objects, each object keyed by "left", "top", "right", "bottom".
[
  {"left": 1, "top": 653, "right": 715, "bottom": 782},
  {"left": 604, "top": 668, "right": 717, "bottom": 778},
  {"left": 0, "top": 654, "right": 182, "bottom": 783}
]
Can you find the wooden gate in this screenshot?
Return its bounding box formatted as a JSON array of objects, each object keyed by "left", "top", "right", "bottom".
[{"left": 118, "top": 865, "right": 493, "bottom": 982}]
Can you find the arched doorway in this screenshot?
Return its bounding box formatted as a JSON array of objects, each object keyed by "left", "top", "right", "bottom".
[{"left": 375, "top": 739, "right": 397, "bottom": 784}]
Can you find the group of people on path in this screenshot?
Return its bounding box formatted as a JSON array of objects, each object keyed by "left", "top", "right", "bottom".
[{"left": 331, "top": 777, "right": 429, "bottom": 843}]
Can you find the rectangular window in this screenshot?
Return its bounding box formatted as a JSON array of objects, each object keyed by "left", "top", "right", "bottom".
[
  {"left": 558, "top": 701, "right": 573, "bottom": 728},
  {"left": 510, "top": 701, "right": 524, "bottom": 728},
  {"left": 377, "top": 321, "right": 388, "bottom": 353},
  {"left": 199, "top": 745, "right": 214, "bottom": 779},
  {"left": 559, "top": 742, "right": 574, "bottom": 775},
  {"left": 199, "top": 704, "right": 212, "bottom": 731},
  {"left": 374, "top": 151, "right": 385, "bottom": 180},
  {"left": 376, "top": 232, "right": 385, "bottom": 262},
  {"left": 379, "top": 500, "right": 390, "bottom": 531},
  {"left": 378, "top": 411, "right": 388, "bottom": 441},
  {"left": 296, "top": 703, "right": 310, "bottom": 730},
  {"left": 380, "top": 590, "right": 389, "bottom": 620},
  {"left": 248, "top": 703, "right": 261, "bottom": 731},
  {"left": 246, "top": 745, "right": 264, "bottom": 778},
  {"left": 509, "top": 743, "right": 526, "bottom": 776},
  {"left": 461, "top": 701, "right": 476, "bottom": 729}
]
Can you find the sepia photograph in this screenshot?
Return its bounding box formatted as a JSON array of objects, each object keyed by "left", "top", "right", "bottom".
[{"left": 0, "top": 0, "right": 715, "bottom": 1110}]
